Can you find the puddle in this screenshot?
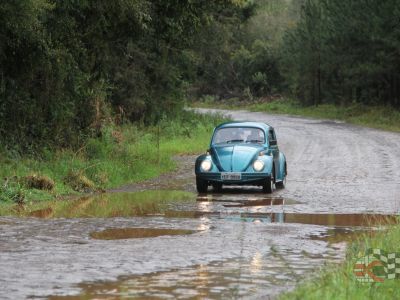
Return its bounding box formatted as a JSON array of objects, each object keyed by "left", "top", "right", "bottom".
[
  {"left": 222, "top": 198, "right": 299, "bottom": 207},
  {"left": 165, "top": 211, "right": 221, "bottom": 218},
  {"left": 4, "top": 190, "right": 195, "bottom": 218},
  {"left": 90, "top": 227, "right": 197, "bottom": 240},
  {"left": 48, "top": 249, "right": 343, "bottom": 300},
  {"left": 276, "top": 213, "right": 398, "bottom": 227},
  {"left": 196, "top": 195, "right": 301, "bottom": 207},
  {"left": 309, "top": 227, "right": 378, "bottom": 245},
  {"left": 29, "top": 207, "right": 53, "bottom": 218},
  {"left": 164, "top": 211, "right": 398, "bottom": 226}
]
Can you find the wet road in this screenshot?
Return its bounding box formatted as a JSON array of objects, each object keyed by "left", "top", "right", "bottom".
[
  {"left": 196, "top": 108, "right": 400, "bottom": 214},
  {"left": 1, "top": 108, "right": 399, "bottom": 299}
]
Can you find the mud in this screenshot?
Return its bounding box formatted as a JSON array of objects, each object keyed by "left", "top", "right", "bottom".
[
  {"left": 90, "top": 227, "right": 197, "bottom": 240},
  {"left": 1, "top": 108, "right": 400, "bottom": 299}
]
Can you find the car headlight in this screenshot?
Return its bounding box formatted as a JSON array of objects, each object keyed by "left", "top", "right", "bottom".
[
  {"left": 253, "top": 160, "right": 264, "bottom": 172},
  {"left": 201, "top": 160, "right": 212, "bottom": 172}
]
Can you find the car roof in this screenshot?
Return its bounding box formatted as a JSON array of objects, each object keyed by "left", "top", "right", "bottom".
[{"left": 215, "top": 121, "right": 272, "bottom": 131}]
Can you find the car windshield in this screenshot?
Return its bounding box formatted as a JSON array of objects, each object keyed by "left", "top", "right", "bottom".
[{"left": 212, "top": 127, "right": 265, "bottom": 144}]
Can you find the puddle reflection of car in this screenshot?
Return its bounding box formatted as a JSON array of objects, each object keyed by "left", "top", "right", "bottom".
[{"left": 195, "top": 122, "right": 287, "bottom": 193}]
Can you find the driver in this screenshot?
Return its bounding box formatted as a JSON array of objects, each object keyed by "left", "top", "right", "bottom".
[{"left": 246, "top": 129, "right": 262, "bottom": 143}]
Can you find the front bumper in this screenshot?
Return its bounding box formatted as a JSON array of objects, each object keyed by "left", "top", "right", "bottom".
[{"left": 196, "top": 172, "right": 271, "bottom": 185}]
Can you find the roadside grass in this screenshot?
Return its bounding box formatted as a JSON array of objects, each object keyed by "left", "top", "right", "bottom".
[
  {"left": 280, "top": 221, "right": 400, "bottom": 300},
  {"left": 0, "top": 111, "right": 226, "bottom": 205},
  {"left": 192, "top": 98, "right": 400, "bottom": 133}
]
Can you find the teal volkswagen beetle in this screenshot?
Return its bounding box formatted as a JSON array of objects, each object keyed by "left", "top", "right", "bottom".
[{"left": 195, "top": 122, "right": 287, "bottom": 193}]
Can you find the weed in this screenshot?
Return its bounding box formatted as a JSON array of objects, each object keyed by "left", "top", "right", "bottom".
[
  {"left": 22, "top": 174, "right": 55, "bottom": 191},
  {"left": 0, "top": 111, "right": 228, "bottom": 203}
]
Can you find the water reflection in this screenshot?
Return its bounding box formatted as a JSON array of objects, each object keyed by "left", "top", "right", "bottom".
[
  {"left": 90, "top": 227, "right": 197, "bottom": 240},
  {"left": 49, "top": 249, "right": 342, "bottom": 300},
  {"left": 196, "top": 194, "right": 300, "bottom": 206},
  {"left": 164, "top": 211, "right": 398, "bottom": 227},
  {"left": 250, "top": 252, "right": 263, "bottom": 275},
  {"left": 11, "top": 190, "right": 196, "bottom": 218}
]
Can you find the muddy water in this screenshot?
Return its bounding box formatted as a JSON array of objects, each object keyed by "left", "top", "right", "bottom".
[
  {"left": 49, "top": 251, "right": 337, "bottom": 300},
  {"left": 0, "top": 190, "right": 396, "bottom": 299}
]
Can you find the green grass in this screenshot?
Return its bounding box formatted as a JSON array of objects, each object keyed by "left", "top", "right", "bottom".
[
  {"left": 192, "top": 98, "right": 400, "bottom": 132},
  {"left": 0, "top": 111, "right": 227, "bottom": 204},
  {"left": 280, "top": 222, "right": 400, "bottom": 300}
]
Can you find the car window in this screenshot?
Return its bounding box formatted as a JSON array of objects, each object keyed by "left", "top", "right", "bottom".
[
  {"left": 268, "top": 130, "right": 276, "bottom": 142},
  {"left": 212, "top": 127, "right": 265, "bottom": 144}
]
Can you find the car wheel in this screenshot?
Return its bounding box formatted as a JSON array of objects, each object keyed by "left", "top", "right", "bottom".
[
  {"left": 263, "top": 168, "right": 275, "bottom": 193},
  {"left": 212, "top": 183, "right": 222, "bottom": 193},
  {"left": 276, "top": 163, "right": 287, "bottom": 189},
  {"left": 196, "top": 177, "right": 208, "bottom": 193},
  {"left": 276, "top": 177, "right": 286, "bottom": 189},
  {"left": 275, "top": 178, "right": 285, "bottom": 189}
]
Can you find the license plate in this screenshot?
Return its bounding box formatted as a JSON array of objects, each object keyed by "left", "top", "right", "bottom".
[{"left": 221, "top": 172, "right": 241, "bottom": 180}]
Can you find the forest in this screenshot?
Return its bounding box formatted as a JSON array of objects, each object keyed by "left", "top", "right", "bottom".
[{"left": 1, "top": 0, "right": 399, "bottom": 150}]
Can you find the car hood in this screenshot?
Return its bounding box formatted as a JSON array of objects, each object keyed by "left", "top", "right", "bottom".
[{"left": 211, "top": 144, "right": 264, "bottom": 172}]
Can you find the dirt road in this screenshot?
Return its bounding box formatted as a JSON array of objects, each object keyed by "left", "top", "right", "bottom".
[
  {"left": 197, "top": 108, "right": 400, "bottom": 214},
  {"left": 0, "top": 108, "right": 399, "bottom": 299}
]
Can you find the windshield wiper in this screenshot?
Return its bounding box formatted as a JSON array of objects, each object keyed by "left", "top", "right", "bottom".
[
  {"left": 247, "top": 139, "right": 263, "bottom": 143},
  {"left": 226, "top": 139, "right": 244, "bottom": 143}
]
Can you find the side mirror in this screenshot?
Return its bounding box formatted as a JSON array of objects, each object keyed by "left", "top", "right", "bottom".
[{"left": 270, "top": 140, "right": 277, "bottom": 146}]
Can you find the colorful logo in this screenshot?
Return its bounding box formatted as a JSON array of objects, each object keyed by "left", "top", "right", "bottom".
[{"left": 353, "top": 248, "right": 400, "bottom": 283}]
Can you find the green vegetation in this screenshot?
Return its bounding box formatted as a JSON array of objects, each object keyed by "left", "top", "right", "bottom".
[
  {"left": 191, "top": 0, "right": 400, "bottom": 111},
  {"left": 249, "top": 100, "right": 400, "bottom": 132},
  {"left": 0, "top": 190, "right": 195, "bottom": 218},
  {"left": 281, "top": 0, "right": 400, "bottom": 108},
  {"left": 0, "top": 0, "right": 243, "bottom": 204},
  {"left": 193, "top": 98, "right": 400, "bottom": 133},
  {"left": 0, "top": 111, "right": 226, "bottom": 204},
  {"left": 0, "top": 0, "right": 248, "bottom": 148},
  {"left": 280, "top": 223, "right": 400, "bottom": 300}
]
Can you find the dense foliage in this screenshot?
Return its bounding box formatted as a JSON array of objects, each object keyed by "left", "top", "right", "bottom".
[
  {"left": 281, "top": 0, "right": 400, "bottom": 107},
  {"left": 0, "top": 0, "right": 247, "bottom": 148},
  {"left": 1, "top": 0, "right": 399, "bottom": 149}
]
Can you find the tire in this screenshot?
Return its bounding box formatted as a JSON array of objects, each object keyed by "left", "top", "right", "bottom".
[
  {"left": 263, "top": 166, "right": 275, "bottom": 193},
  {"left": 275, "top": 177, "right": 286, "bottom": 189},
  {"left": 276, "top": 163, "right": 287, "bottom": 189},
  {"left": 212, "top": 183, "right": 222, "bottom": 193},
  {"left": 263, "top": 175, "right": 274, "bottom": 193},
  {"left": 196, "top": 177, "right": 208, "bottom": 193}
]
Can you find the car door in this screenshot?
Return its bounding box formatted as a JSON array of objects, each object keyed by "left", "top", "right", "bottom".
[{"left": 268, "top": 128, "right": 279, "bottom": 177}]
